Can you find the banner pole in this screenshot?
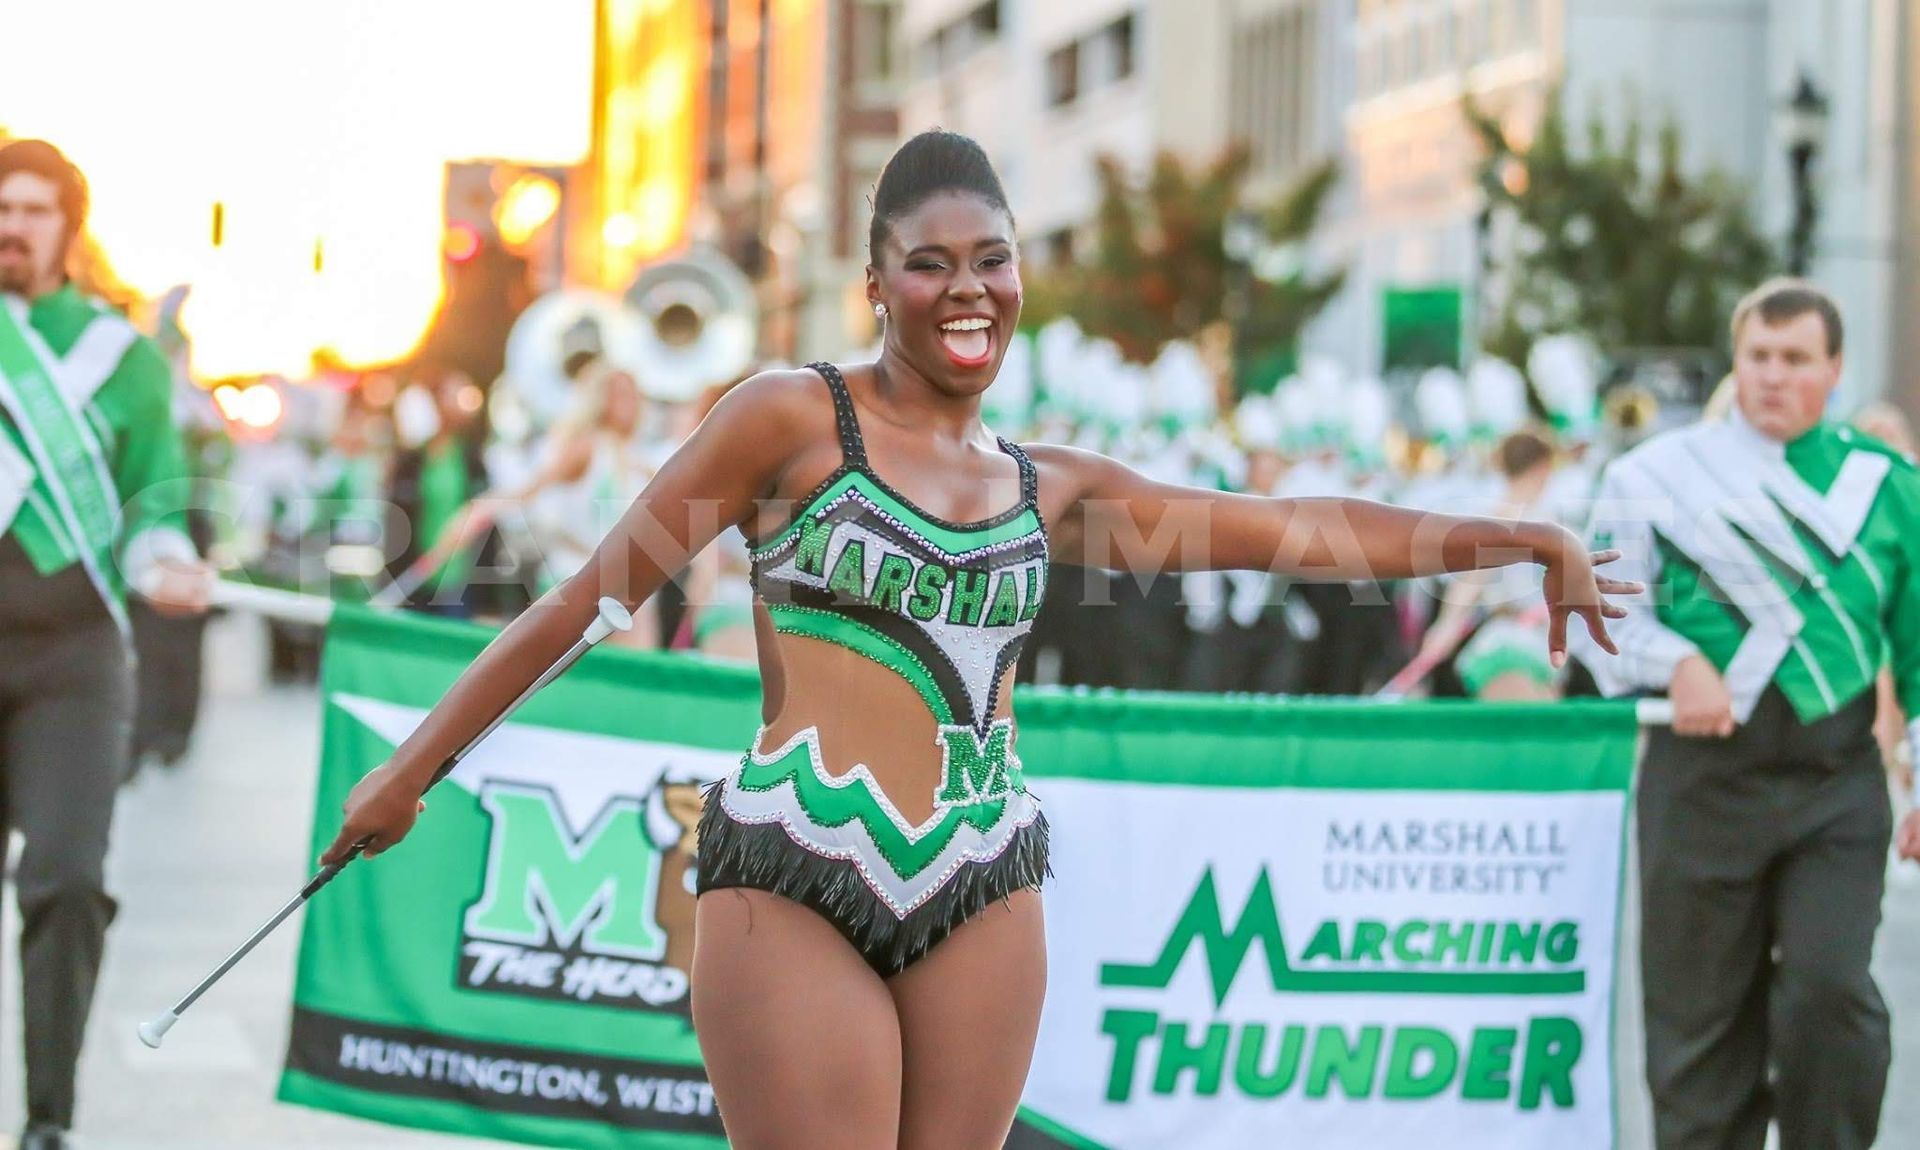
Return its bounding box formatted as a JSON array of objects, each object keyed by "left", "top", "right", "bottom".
[
  {"left": 207, "top": 580, "right": 336, "bottom": 627},
  {"left": 136, "top": 595, "right": 636, "bottom": 1050},
  {"left": 1635, "top": 698, "right": 1674, "bottom": 727}
]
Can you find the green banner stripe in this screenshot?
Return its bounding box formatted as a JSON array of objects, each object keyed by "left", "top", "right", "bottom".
[
  {"left": 1012, "top": 692, "right": 1640, "bottom": 792},
  {"left": 320, "top": 606, "right": 1642, "bottom": 792},
  {"left": 321, "top": 603, "right": 763, "bottom": 752}
]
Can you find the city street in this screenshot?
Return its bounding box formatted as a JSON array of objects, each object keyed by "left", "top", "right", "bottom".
[
  {"left": 2, "top": 0, "right": 1914, "bottom": 1146},
  {"left": 5, "top": 613, "right": 1920, "bottom": 1149},
  {"left": 0, "top": 616, "right": 523, "bottom": 1150}
]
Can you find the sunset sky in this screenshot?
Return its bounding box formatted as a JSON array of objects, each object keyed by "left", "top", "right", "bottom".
[{"left": 0, "top": 0, "right": 596, "bottom": 377}]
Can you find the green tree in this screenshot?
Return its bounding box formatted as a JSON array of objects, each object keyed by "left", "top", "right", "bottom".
[
  {"left": 1024, "top": 148, "right": 1345, "bottom": 371},
  {"left": 1467, "top": 93, "right": 1775, "bottom": 366}
]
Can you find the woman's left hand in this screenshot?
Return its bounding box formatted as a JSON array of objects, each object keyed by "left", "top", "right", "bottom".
[{"left": 1538, "top": 530, "right": 1641, "bottom": 668}]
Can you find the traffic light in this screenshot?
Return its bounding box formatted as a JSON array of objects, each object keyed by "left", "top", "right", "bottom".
[{"left": 444, "top": 220, "right": 482, "bottom": 265}]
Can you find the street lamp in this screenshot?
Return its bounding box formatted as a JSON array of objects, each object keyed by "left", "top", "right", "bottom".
[{"left": 1776, "top": 70, "right": 1831, "bottom": 276}]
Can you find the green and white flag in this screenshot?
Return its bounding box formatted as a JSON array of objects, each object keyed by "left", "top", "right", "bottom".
[{"left": 283, "top": 606, "right": 1639, "bottom": 1149}]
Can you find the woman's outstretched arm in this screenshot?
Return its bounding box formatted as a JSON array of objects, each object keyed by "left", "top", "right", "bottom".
[
  {"left": 321, "top": 371, "right": 822, "bottom": 862},
  {"left": 1025, "top": 443, "right": 1637, "bottom": 666}
]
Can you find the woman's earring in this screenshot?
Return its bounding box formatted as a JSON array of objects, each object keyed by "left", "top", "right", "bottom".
[{"left": 873, "top": 303, "right": 887, "bottom": 320}]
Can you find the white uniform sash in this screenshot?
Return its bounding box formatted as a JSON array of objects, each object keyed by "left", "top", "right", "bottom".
[
  {"left": 0, "top": 296, "right": 136, "bottom": 634},
  {"left": 1609, "top": 417, "right": 1890, "bottom": 719}
]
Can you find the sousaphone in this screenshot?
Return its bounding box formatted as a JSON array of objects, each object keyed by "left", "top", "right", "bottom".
[{"left": 623, "top": 244, "right": 758, "bottom": 403}]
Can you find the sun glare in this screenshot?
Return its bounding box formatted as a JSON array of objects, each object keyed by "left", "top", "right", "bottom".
[{"left": 0, "top": 0, "right": 594, "bottom": 378}]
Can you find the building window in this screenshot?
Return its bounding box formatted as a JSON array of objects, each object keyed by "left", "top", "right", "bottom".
[
  {"left": 1229, "top": 5, "right": 1316, "bottom": 176},
  {"left": 917, "top": 1, "right": 1000, "bottom": 77},
  {"left": 1107, "top": 13, "right": 1136, "bottom": 82},
  {"left": 1046, "top": 41, "right": 1080, "bottom": 107},
  {"left": 854, "top": 1, "right": 898, "bottom": 85},
  {"left": 1044, "top": 12, "right": 1136, "bottom": 109},
  {"left": 918, "top": 26, "right": 946, "bottom": 77},
  {"left": 1045, "top": 227, "right": 1077, "bottom": 266},
  {"left": 970, "top": 0, "right": 1000, "bottom": 39}
]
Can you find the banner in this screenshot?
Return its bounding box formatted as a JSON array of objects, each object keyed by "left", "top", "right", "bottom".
[
  {"left": 281, "top": 606, "right": 1638, "bottom": 1149},
  {"left": 1011, "top": 693, "right": 1636, "bottom": 1149}
]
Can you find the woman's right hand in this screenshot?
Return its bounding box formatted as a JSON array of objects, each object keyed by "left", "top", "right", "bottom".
[
  {"left": 320, "top": 761, "right": 430, "bottom": 866},
  {"left": 1537, "top": 538, "right": 1637, "bottom": 667}
]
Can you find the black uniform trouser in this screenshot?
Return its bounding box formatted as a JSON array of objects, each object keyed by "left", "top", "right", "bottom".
[
  {"left": 1181, "top": 613, "right": 1299, "bottom": 694},
  {"left": 1638, "top": 684, "right": 1890, "bottom": 1150},
  {"left": 1294, "top": 582, "right": 1402, "bottom": 696},
  {"left": 130, "top": 598, "right": 208, "bottom": 768},
  {"left": 0, "top": 539, "right": 130, "bottom": 1129}
]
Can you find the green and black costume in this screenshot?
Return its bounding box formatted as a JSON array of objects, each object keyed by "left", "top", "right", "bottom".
[{"left": 697, "top": 363, "right": 1050, "bottom": 976}]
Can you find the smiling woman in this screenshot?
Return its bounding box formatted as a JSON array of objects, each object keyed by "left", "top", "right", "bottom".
[
  {"left": 318, "top": 127, "right": 1633, "bottom": 1150},
  {"left": 0, "top": 0, "right": 593, "bottom": 377},
  {"left": 865, "top": 130, "right": 1021, "bottom": 380}
]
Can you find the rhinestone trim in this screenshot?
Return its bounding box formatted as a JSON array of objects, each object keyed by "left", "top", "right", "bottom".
[{"left": 718, "top": 724, "right": 1042, "bottom": 917}]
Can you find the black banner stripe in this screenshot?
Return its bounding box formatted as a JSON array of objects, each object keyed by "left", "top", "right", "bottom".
[{"left": 286, "top": 1006, "right": 725, "bottom": 1136}]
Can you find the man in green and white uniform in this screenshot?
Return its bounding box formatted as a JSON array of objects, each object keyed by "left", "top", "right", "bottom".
[
  {"left": 1581, "top": 280, "right": 1919, "bottom": 1150},
  {"left": 0, "top": 139, "right": 212, "bottom": 1150}
]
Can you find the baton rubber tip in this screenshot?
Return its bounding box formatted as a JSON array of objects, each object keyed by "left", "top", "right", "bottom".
[
  {"left": 586, "top": 598, "right": 635, "bottom": 644},
  {"left": 138, "top": 1011, "right": 179, "bottom": 1049}
]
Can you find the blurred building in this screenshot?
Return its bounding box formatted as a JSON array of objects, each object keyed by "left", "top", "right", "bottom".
[
  {"left": 885, "top": 1, "right": 1913, "bottom": 411},
  {"left": 1317, "top": 0, "right": 1554, "bottom": 378},
  {"left": 582, "top": 0, "right": 708, "bottom": 292},
  {"left": 898, "top": 0, "right": 1143, "bottom": 264},
  {"left": 895, "top": 0, "right": 1346, "bottom": 268},
  {"left": 576, "top": 0, "right": 900, "bottom": 364},
  {"left": 729, "top": 0, "right": 904, "bottom": 362},
  {"left": 1892, "top": 0, "right": 1920, "bottom": 423},
  {"left": 1321, "top": 0, "right": 1908, "bottom": 409}
]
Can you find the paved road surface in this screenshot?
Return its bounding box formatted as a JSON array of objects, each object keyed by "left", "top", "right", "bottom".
[{"left": 2, "top": 614, "right": 1917, "bottom": 1148}]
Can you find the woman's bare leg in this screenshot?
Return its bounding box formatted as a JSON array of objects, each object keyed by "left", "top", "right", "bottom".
[
  {"left": 693, "top": 889, "right": 903, "bottom": 1149},
  {"left": 891, "top": 890, "right": 1048, "bottom": 1150}
]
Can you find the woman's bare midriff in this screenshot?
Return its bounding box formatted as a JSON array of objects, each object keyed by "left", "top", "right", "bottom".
[{"left": 748, "top": 601, "right": 1017, "bottom": 826}]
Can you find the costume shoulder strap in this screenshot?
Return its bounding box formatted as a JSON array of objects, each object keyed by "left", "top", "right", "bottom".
[
  {"left": 997, "top": 437, "right": 1039, "bottom": 506},
  {"left": 807, "top": 361, "right": 867, "bottom": 469}
]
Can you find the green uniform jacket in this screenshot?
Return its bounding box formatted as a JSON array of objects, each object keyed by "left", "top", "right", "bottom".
[
  {"left": 1585, "top": 411, "right": 1920, "bottom": 748},
  {"left": 0, "top": 284, "right": 196, "bottom": 606}
]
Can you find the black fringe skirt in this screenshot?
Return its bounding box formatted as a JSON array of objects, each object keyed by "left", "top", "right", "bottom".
[{"left": 695, "top": 779, "right": 1051, "bottom": 977}]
